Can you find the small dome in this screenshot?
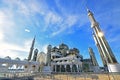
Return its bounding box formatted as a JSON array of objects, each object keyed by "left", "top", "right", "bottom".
[
  {"left": 5, "top": 56, "right": 11, "bottom": 60},
  {"left": 15, "top": 57, "right": 20, "bottom": 61},
  {"left": 51, "top": 47, "right": 58, "bottom": 52},
  {"left": 34, "top": 49, "right": 39, "bottom": 53},
  {"left": 37, "top": 52, "right": 46, "bottom": 64},
  {"left": 47, "top": 45, "right": 52, "bottom": 49},
  {"left": 73, "top": 48, "right": 79, "bottom": 53},
  {"left": 59, "top": 43, "right": 69, "bottom": 50},
  {"left": 40, "top": 51, "right": 45, "bottom": 54},
  {"left": 69, "top": 48, "right": 79, "bottom": 55},
  {"left": 47, "top": 45, "right": 52, "bottom": 52},
  {"left": 23, "top": 58, "right": 28, "bottom": 61}
]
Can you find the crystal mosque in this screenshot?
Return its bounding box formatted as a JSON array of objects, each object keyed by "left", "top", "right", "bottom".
[{"left": 0, "top": 9, "right": 120, "bottom": 74}]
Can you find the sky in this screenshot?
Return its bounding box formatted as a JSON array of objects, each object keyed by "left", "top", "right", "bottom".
[{"left": 0, "top": 0, "right": 120, "bottom": 66}]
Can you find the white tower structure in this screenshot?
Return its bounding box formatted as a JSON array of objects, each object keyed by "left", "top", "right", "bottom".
[
  {"left": 46, "top": 45, "right": 52, "bottom": 66},
  {"left": 28, "top": 37, "right": 35, "bottom": 61},
  {"left": 87, "top": 8, "right": 120, "bottom": 72},
  {"left": 87, "top": 9, "right": 118, "bottom": 66},
  {"left": 88, "top": 47, "right": 98, "bottom": 66}
]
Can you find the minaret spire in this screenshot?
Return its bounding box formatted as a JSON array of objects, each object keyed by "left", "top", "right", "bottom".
[
  {"left": 87, "top": 9, "right": 118, "bottom": 67},
  {"left": 46, "top": 45, "right": 52, "bottom": 66},
  {"left": 86, "top": 6, "right": 90, "bottom": 12},
  {"left": 87, "top": 8, "right": 97, "bottom": 28},
  {"left": 88, "top": 47, "right": 99, "bottom": 66},
  {"left": 28, "top": 36, "right": 35, "bottom": 61}
]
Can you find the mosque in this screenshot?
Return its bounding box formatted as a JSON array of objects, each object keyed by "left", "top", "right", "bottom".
[
  {"left": 36, "top": 43, "right": 100, "bottom": 73},
  {"left": 0, "top": 9, "right": 120, "bottom": 73}
]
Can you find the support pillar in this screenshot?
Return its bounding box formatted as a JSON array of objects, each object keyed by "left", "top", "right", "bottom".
[
  {"left": 65, "top": 65, "right": 66, "bottom": 72},
  {"left": 55, "top": 65, "right": 56, "bottom": 72},
  {"left": 78, "top": 65, "right": 80, "bottom": 72},
  {"left": 76, "top": 64, "right": 79, "bottom": 72},
  {"left": 60, "top": 65, "right": 61, "bottom": 72},
  {"left": 70, "top": 65, "right": 72, "bottom": 72}
]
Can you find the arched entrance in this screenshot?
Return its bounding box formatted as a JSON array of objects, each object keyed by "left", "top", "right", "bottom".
[
  {"left": 56, "top": 65, "right": 60, "bottom": 72},
  {"left": 66, "top": 65, "right": 71, "bottom": 72},
  {"left": 61, "top": 65, "right": 65, "bottom": 72},
  {"left": 72, "top": 64, "right": 77, "bottom": 72}
]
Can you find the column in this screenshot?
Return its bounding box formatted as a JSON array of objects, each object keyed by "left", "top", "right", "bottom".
[
  {"left": 79, "top": 64, "right": 82, "bottom": 72},
  {"left": 55, "top": 65, "right": 56, "bottom": 72},
  {"left": 65, "top": 65, "right": 66, "bottom": 72},
  {"left": 70, "top": 65, "right": 72, "bottom": 72},
  {"left": 51, "top": 64, "right": 54, "bottom": 72},
  {"left": 76, "top": 64, "right": 79, "bottom": 72},
  {"left": 60, "top": 65, "right": 61, "bottom": 72},
  {"left": 79, "top": 64, "right": 81, "bottom": 72},
  {"left": 78, "top": 65, "right": 80, "bottom": 72}
]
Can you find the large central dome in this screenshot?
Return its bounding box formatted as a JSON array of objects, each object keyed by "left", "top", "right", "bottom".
[{"left": 59, "top": 43, "right": 69, "bottom": 50}]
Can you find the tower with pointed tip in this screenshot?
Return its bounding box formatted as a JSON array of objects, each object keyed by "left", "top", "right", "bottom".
[
  {"left": 88, "top": 47, "right": 98, "bottom": 66},
  {"left": 87, "top": 9, "right": 118, "bottom": 67},
  {"left": 28, "top": 36, "right": 35, "bottom": 61},
  {"left": 32, "top": 49, "right": 38, "bottom": 61}
]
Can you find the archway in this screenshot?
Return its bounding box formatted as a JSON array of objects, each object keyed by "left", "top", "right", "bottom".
[
  {"left": 32, "top": 65, "right": 36, "bottom": 71},
  {"left": 56, "top": 65, "right": 60, "bottom": 72},
  {"left": 66, "top": 65, "right": 71, "bottom": 72},
  {"left": 72, "top": 64, "right": 77, "bottom": 72},
  {"left": 61, "top": 65, "right": 65, "bottom": 72}
]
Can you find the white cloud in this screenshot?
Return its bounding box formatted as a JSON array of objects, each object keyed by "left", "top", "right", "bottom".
[
  {"left": 0, "top": 7, "right": 16, "bottom": 41},
  {"left": 0, "top": 43, "right": 27, "bottom": 52},
  {"left": 1, "top": 0, "right": 82, "bottom": 37},
  {"left": 42, "top": 12, "right": 62, "bottom": 31},
  {"left": 25, "top": 29, "right": 30, "bottom": 32},
  {"left": 0, "top": 46, "right": 25, "bottom": 60},
  {"left": 51, "top": 15, "right": 79, "bottom": 36},
  {"left": 0, "top": 2, "right": 23, "bottom": 59},
  {"left": 66, "top": 15, "right": 78, "bottom": 27},
  {"left": 0, "top": 10, "right": 14, "bottom": 27},
  {"left": 0, "top": 29, "right": 4, "bottom": 40},
  {"left": 0, "top": 50, "right": 18, "bottom": 59},
  {"left": 0, "top": 39, "right": 32, "bottom": 60},
  {"left": 0, "top": 0, "right": 43, "bottom": 60},
  {"left": 45, "top": 12, "right": 62, "bottom": 24},
  {"left": 0, "top": 0, "right": 89, "bottom": 60}
]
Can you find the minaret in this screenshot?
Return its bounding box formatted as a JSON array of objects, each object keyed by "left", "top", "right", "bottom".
[
  {"left": 32, "top": 49, "right": 38, "bottom": 61},
  {"left": 46, "top": 45, "right": 52, "bottom": 66},
  {"left": 88, "top": 47, "right": 98, "bottom": 66},
  {"left": 87, "top": 9, "right": 118, "bottom": 67},
  {"left": 28, "top": 36, "right": 35, "bottom": 61}
]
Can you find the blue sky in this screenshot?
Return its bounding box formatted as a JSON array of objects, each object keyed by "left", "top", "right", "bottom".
[{"left": 0, "top": 0, "right": 120, "bottom": 66}]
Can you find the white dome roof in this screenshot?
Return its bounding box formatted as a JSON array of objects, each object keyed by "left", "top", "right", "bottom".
[{"left": 5, "top": 56, "right": 11, "bottom": 60}]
